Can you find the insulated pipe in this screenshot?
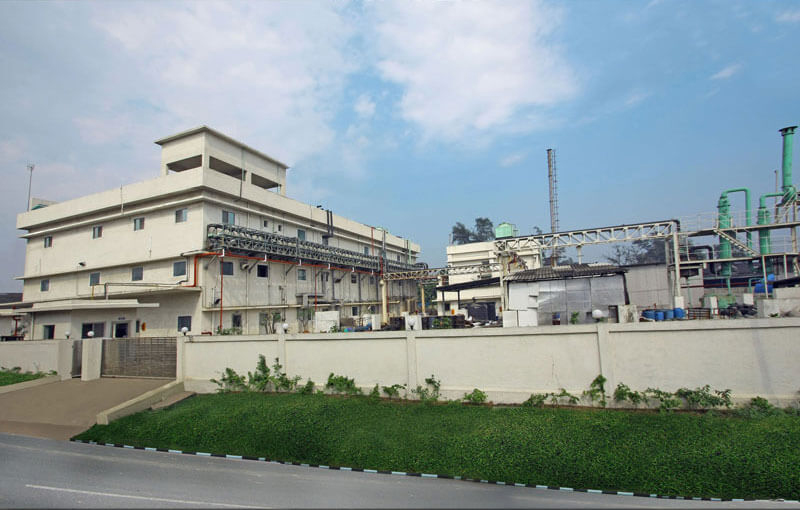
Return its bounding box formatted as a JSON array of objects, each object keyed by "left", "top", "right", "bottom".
[{"left": 780, "top": 126, "right": 797, "bottom": 199}]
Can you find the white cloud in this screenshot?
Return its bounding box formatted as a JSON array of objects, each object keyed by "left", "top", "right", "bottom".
[
  {"left": 500, "top": 152, "right": 526, "bottom": 167},
  {"left": 776, "top": 9, "right": 800, "bottom": 23},
  {"left": 354, "top": 94, "right": 376, "bottom": 118},
  {"left": 710, "top": 63, "right": 742, "bottom": 80},
  {"left": 370, "top": 0, "right": 577, "bottom": 141},
  {"left": 624, "top": 90, "right": 651, "bottom": 107},
  {"left": 88, "top": 1, "right": 358, "bottom": 165}
]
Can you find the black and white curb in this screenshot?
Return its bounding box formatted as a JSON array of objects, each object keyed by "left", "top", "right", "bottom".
[{"left": 70, "top": 439, "right": 798, "bottom": 504}]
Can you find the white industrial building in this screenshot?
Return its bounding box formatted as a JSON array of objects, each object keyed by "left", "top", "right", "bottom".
[{"left": 15, "top": 127, "right": 421, "bottom": 340}]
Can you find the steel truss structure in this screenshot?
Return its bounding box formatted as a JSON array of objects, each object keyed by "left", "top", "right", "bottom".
[
  {"left": 206, "top": 223, "right": 419, "bottom": 273},
  {"left": 383, "top": 220, "right": 680, "bottom": 282}
]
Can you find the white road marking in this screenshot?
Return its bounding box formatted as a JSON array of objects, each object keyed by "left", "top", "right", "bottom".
[{"left": 25, "top": 484, "right": 267, "bottom": 508}]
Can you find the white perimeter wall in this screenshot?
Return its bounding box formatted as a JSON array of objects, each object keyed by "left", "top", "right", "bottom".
[
  {"left": 0, "top": 339, "right": 72, "bottom": 378},
  {"left": 182, "top": 318, "right": 800, "bottom": 405}
]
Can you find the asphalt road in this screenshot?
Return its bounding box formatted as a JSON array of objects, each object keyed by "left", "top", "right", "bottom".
[{"left": 0, "top": 433, "right": 795, "bottom": 509}]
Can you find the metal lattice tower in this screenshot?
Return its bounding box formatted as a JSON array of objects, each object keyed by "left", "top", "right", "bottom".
[{"left": 546, "top": 149, "right": 560, "bottom": 265}]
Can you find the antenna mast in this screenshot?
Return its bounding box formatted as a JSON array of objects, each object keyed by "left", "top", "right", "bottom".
[
  {"left": 26, "top": 163, "right": 34, "bottom": 211},
  {"left": 546, "top": 149, "right": 560, "bottom": 266}
]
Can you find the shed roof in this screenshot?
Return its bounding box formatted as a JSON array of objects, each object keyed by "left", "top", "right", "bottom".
[{"left": 505, "top": 264, "right": 626, "bottom": 282}]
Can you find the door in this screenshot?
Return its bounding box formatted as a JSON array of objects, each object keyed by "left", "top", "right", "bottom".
[{"left": 113, "top": 322, "right": 129, "bottom": 338}]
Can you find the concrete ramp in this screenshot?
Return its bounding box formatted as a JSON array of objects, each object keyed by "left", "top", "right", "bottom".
[{"left": 0, "top": 378, "right": 167, "bottom": 440}]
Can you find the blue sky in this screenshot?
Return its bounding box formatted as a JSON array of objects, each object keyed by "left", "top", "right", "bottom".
[{"left": 1, "top": 0, "right": 799, "bottom": 291}]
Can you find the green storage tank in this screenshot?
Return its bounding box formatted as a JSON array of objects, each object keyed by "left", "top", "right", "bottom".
[{"left": 495, "top": 222, "right": 516, "bottom": 239}]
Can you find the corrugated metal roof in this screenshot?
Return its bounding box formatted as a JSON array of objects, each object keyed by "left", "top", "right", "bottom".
[{"left": 505, "top": 264, "right": 625, "bottom": 282}]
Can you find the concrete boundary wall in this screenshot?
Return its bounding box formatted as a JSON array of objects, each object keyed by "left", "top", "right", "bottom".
[
  {"left": 181, "top": 319, "right": 800, "bottom": 405},
  {"left": 0, "top": 340, "right": 73, "bottom": 379}
]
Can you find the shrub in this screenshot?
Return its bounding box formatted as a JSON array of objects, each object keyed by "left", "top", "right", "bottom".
[
  {"left": 645, "top": 388, "right": 681, "bottom": 413},
  {"left": 613, "top": 383, "right": 646, "bottom": 407},
  {"left": 463, "top": 388, "right": 488, "bottom": 404},
  {"left": 522, "top": 393, "right": 549, "bottom": 408},
  {"left": 582, "top": 374, "right": 607, "bottom": 408},
  {"left": 675, "top": 385, "right": 732, "bottom": 409},
  {"left": 550, "top": 388, "right": 579, "bottom": 406},
  {"left": 297, "top": 379, "right": 316, "bottom": 395},
  {"left": 326, "top": 373, "right": 362, "bottom": 396},
  {"left": 211, "top": 367, "right": 248, "bottom": 393},
  {"left": 412, "top": 375, "right": 441, "bottom": 403},
  {"left": 271, "top": 358, "right": 301, "bottom": 392},
  {"left": 369, "top": 384, "right": 381, "bottom": 400},
  {"left": 381, "top": 383, "right": 406, "bottom": 399}
]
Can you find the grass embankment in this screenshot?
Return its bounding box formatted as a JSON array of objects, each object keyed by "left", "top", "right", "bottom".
[
  {"left": 75, "top": 393, "right": 800, "bottom": 500},
  {"left": 0, "top": 368, "right": 46, "bottom": 386}
]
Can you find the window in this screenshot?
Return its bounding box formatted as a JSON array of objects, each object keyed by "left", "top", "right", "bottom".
[
  {"left": 43, "top": 325, "right": 55, "bottom": 340},
  {"left": 175, "top": 208, "right": 188, "bottom": 223},
  {"left": 222, "top": 261, "right": 234, "bottom": 276},
  {"left": 40, "top": 279, "right": 49, "bottom": 292},
  {"left": 322, "top": 237, "right": 328, "bottom": 246},
  {"left": 222, "top": 210, "right": 235, "bottom": 225},
  {"left": 298, "top": 269, "right": 306, "bottom": 281},
  {"left": 232, "top": 314, "right": 242, "bottom": 328},
  {"left": 263, "top": 219, "right": 268, "bottom": 228},
  {"left": 133, "top": 217, "right": 145, "bottom": 231},
  {"left": 351, "top": 273, "right": 357, "bottom": 284},
  {"left": 177, "top": 316, "right": 192, "bottom": 332},
  {"left": 92, "top": 225, "right": 103, "bottom": 239},
  {"left": 131, "top": 267, "right": 143, "bottom": 281},
  {"left": 351, "top": 306, "right": 359, "bottom": 317},
  {"left": 297, "top": 229, "right": 306, "bottom": 241},
  {"left": 173, "top": 261, "right": 187, "bottom": 277},
  {"left": 81, "top": 322, "right": 105, "bottom": 338},
  {"left": 364, "top": 246, "right": 369, "bottom": 256},
  {"left": 257, "top": 265, "right": 268, "bottom": 278},
  {"left": 369, "top": 276, "right": 375, "bottom": 285},
  {"left": 44, "top": 236, "right": 53, "bottom": 248},
  {"left": 396, "top": 253, "right": 401, "bottom": 261},
  {"left": 89, "top": 272, "right": 100, "bottom": 286},
  {"left": 277, "top": 224, "right": 282, "bottom": 232}
]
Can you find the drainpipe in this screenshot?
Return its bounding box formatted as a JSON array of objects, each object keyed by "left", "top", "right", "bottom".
[
  {"left": 780, "top": 126, "right": 797, "bottom": 201},
  {"left": 219, "top": 249, "right": 225, "bottom": 333}
]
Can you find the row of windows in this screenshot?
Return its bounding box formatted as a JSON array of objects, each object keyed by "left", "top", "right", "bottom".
[
  {"left": 41, "top": 208, "right": 188, "bottom": 248},
  {"left": 40, "top": 316, "right": 194, "bottom": 339},
  {"left": 38, "top": 261, "right": 376, "bottom": 292}
]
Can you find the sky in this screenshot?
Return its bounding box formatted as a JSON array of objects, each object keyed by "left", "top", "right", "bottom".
[{"left": 1, "top": 0, "right": 799, "bottom": 292}]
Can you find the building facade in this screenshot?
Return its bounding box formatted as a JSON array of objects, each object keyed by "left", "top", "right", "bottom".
[{"left": 16, "top": 127, "right": 421, "bottom": 339}]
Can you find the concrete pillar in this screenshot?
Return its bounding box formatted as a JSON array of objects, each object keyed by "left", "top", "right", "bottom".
[
  {"left": 176, "top": 335, "right": 186, "bottom": 382},
  {"left": 405, "top": 330, "right": 417, "bottom": 394},
  {"left": 57, "top": 339, "right": 74, "bottom": 381},
  {"left": 419, "top": 283, "right": 426, "bottom": 316},
  {"left": 380, "top": 279, "right": 388, "bottom": 326},
  {"left": 277, "top": 329, "right": 287, "bottom": 372},
  {"left": 595, "top": 323, "right": 615, "bottom": 399},
  {"left": 81, "top": 337, "right": 103, "bottom": 381}
]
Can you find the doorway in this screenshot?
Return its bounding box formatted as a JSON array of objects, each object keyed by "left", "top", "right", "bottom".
[{"left": 113, "top": 322, "right": 129, "bottom": 339}]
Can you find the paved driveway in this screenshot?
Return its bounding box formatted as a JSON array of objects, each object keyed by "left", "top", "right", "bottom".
[{"left": 0, "top": 378, "right": 168, "bottom": 440}]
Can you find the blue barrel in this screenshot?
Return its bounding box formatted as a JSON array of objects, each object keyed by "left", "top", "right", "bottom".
[
  {"left": 655, "top": 311, "right": 665, "bottom": 321},
  {"left": 674, "top": 307, "right": 685, "bottom": 319},
  {"left": 664, "top": 309, "right": 674, "bottom": 320},
  {"left": 643, "top": 309, "right": 656, "bottom": 320}
]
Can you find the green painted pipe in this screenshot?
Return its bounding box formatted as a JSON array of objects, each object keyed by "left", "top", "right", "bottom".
[
  {"left": 717, "top": 194, "right": 732, "bottom": 278},
  {"left": 780, "top": 126, "right": 797, "bottom": 199},
  {"left": 758, "top": 192, "right": 785, "bottom": 273},
  {"left": 719, "top": 188, "right": 753, "bottom": 250}
]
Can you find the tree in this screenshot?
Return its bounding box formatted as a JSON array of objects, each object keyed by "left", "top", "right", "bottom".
[
  {"left": 605, "top": 239, "right": 667, "bottom": 265},
  {"left": 451, "top": 218, "right": 495, "bottom": 245}
]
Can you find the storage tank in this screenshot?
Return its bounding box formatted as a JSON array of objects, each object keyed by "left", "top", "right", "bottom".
[{"left": 495, "top": 222, "right": 517, "bottom": 239}]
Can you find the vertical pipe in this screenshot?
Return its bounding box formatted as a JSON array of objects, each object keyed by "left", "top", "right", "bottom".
[
  {"left": 219, "top": 255, "right": 224, "bottom": 333},
  {"left": 779, "top": 126, "right": 797, "bottom": 197}
]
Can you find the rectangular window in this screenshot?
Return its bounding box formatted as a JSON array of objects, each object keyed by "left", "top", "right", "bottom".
[
  {"left": 81, "top": 322, "right": 105, "bottom": 338},
  {"left": 263, "top": 219, "right": 268, "bottom": 228},
  {"left": 131, "top": 266, "right": 143, "bottom": 281},
  {"left": 92, "top": 225, "right": 103, "bottom": 239},
  {"left": 40, "top": 279, "right": 49, "bottom": 292},
  {"left": 351, "top": 273, "right": 357, "bottom": 284},
  {"left": 232, "top": 313, "right": 242, "bottom": 328},
  {"left": 322, "top": 237, "right": 329, "bottom": 246},
  {"left": 298, "top": 268, "right": 306, "bottom": 281},
  {"left": 364, "top": 246, "right": 369, "bottom": 256},
  {"left": 396, "top": 253, "right": 401, "bottom": 261},
  {"left": 177, "top": 316, "right": 192, "bottom": 332},
  {"left": 44, "top": 236, "right": 53, "bottom": 248},
  {"left": 221, "top": 261, "right": 234, "bottom": 276},
  {"left": 175, "top": 208, "right": 188, "bottom": 223},
  {"left": 351, "top": 306, "right": 359, "bottom": 317},
  {"left": 257, "top": 265, "right": 268, "bottom": 278},
  {"left": 369, "top": 276, "right": 375, "bottom": 285},
  {"left": 43, "top": 325, "right": 55, "bottom": 340},
  {"left": 133, "top": 217, "right": 145, "bottom": 231},
  {"left": 297, "top": 229, "right": 306, "bottom": 241},
  {"left": 277, "top": 224, "right": 282, "bottom": 232},
  {"left": 222, "top": 210, "right": 235, "bottom": 225},
  {"left": 173, "top": 261, "right": 187, "bottom": 277},
  {"left": 89, "top": 272, "right": 100, "bottom": 286}
]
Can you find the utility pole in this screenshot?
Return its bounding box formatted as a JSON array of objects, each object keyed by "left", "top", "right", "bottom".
[{"left": 26, "top": 163, "right": 34, "bottom": 211}]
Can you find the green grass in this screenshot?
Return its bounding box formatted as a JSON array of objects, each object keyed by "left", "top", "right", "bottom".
[
  {"left": 74, "top": 393, "right": 800, "bottom": 500},
  {"left": 0, "top": 369, "right": 46, "bottom": 386}
]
